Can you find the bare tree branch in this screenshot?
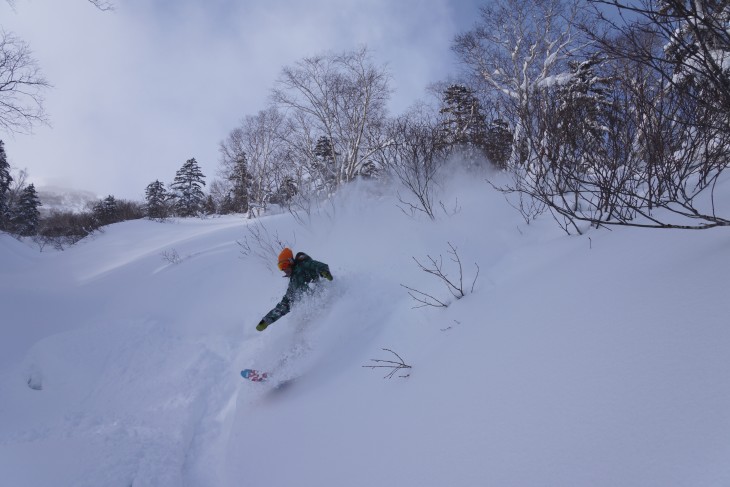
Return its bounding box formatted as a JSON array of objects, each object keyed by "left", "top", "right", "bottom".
[
  {"left": 377, "top": 102, "right": 446, "bottom": 221},
  {"left": 0, "top": 31, "right": 50, "bottom": 134},
  {"left": 237, "top": 219, "right": 294, "bottom": 271},
  {"left": 474, "top": 0, "right": 730, "bottom": 232}
]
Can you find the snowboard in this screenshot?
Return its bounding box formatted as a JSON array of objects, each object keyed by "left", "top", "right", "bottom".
[{"left": 240, "top": 368, "right": 269, "bottom": 382}]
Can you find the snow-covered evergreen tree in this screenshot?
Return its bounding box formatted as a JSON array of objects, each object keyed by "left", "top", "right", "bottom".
[
  {"left": 93, "top": 195, "right": 118, "bottom": 226},
  {"left": 535, "top": 52, "right": 614, "bottom": 213},
  {"left": 217, "top": 192, "right": 235, "bottom": 215},
  {"left": 312, "top": 136, "right": 337, "bottom": 191},
  {"left": 659, "top": 0, "right": 730, "bottom": 158},
  {"left": 171, "top": 158, "right": 206, "bottom": 217},
  {"left": 228, "top": 152, "right": 250, "bottom": 214},
  {"left": 10, "top": 183, "right": 41, "bottom": 236},
  {"left": 0, "top": 140, "right": 13, "bottom": 229},
  {"left": 145, "top": 180, "right": 169, "bottom": 219},
  {"left": 662, "top": 0, "right": 730, "bottom": 92},
  {"left": 269, "top": 176, "right": 298, "bottom": 205},
  {"left": 554, "top": 52, "right": 613, "bottom": 168},
  {"left": 484, "top": 119, "right": 513, "bottom": 170},
  {"left": 203, "top": 195, "right": 216, "bottom": 215},
  {"left": 438, "top": 84, "right": 488, "bottom": 167}
]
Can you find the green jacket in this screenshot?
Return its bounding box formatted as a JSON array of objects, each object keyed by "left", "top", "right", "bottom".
[{"left": 261, "top": 252, "right": 332, "bottom": 326}]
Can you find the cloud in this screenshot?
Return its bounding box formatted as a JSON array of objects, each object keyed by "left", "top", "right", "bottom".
[{"left": 1, "top": 0, "right": 477, "bottom": 200}]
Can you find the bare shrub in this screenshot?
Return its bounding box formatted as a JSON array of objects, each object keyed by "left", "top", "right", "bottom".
[
  {"left": 377, "top": 104, "right": 447, "bottom": 220},
  {"left": 161, "top": 249, "right": 183, "bottom": 265},
  {"left": 35, "top": 210, "right": 101, "bottom": 250},
  {"left": 401, "top": 242, "right": 480, "bottom": 308},
  {"left": 237, "top": 219, "right": 294, "bottom": 270}
]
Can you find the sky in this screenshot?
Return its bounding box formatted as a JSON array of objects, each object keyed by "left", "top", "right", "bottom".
[{"left": 0, "top": 0, "right": 482, "bottom": 201}]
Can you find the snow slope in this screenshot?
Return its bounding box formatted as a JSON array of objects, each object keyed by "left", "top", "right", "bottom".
[{"left": 1, "top": 174, "right": 729, "bottom": 487}]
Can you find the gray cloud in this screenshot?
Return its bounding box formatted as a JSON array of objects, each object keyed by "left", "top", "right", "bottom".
[{"left": 1, "top": 0, "right": 480, "bottom": 200}]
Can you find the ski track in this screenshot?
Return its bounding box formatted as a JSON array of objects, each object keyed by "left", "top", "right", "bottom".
[{"left": 0, "top": 317, "right": 242, "bottom": 486}]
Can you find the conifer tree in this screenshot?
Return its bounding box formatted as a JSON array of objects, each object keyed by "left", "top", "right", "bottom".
[
  {"left": 10, "top": 183, "right": 41, "bottom": 236},
  {"left": 555, "top": 53, "right": 611, "bottom": 155},
  {"left": 145, "top": 180, "right": 169, "bottom": 219},
  {"left": 93, "top": 195, "right": 118, "bottom": 226},
  {"left": 0, "top": 140, "right": 13, "bottom": 229},
  {"left": 218, "top": 192, "right": 235, "bottom": 215},
  {"left": 171, "top": 158, "right": 206, "bottom": 217},
  {"left": 312, "top": 136, "right": 337, "bottom": 190},
  {"left": 438, "top": 84, "right": 488, "bottom": 167},
  {"left": 270, "top": 176, "right": 298, "bottom": 205},
  {"left": 228, "top": 152, "right": 250, "bottom": 214},
  {"left": 661, "top": 0, "right": 730, "bottom": 104},
  {"left": 203, "top": 195, "right": 216, "bottom": 215},
  {"left": 484, "top": 119, "right": 513, "bottom": 170}
]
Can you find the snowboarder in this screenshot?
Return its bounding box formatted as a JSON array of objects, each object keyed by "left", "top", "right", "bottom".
[{"left": 256, "top": 247, "right": 333, "bottom": 331}]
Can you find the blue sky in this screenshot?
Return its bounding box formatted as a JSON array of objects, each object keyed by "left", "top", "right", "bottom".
[{"left": 1, "top": 0, "right": 483, "bottom": 200}]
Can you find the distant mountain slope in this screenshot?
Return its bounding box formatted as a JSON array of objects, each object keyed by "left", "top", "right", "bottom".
[{"left": 36, "top": 186, "right": 99, "bottom": 214}]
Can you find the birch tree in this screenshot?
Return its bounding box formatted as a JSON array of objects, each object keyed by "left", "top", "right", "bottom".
[
  {"left": 0, "top": 32, "right": 49, "bottom": 134},
  {"left": 2, "top": 0, "right": 113, "bottom": 133},
  {"left": 272, "top": 47, "right": 392, "bottom": 190},
  {"left": 454, "top": 0, "right": 589, "bottom": 112},
  {"left": 453, "top": 0, "right": 592, "bottom": 166},
  {"left": 219, "top": 107, "right": 289, "bottom": 214}
]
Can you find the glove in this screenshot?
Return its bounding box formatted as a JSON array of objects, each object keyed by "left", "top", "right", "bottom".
[
  {"left": 320, "top": 270, "right": 333, "bottom": 281},
  {"left": 256, "top": 320, "right": 268, "bottom": 332}
]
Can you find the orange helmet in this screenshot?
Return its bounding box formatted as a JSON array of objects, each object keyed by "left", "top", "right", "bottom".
[{"left": 277, "top": 247, "right": 294, "bottom": 271}]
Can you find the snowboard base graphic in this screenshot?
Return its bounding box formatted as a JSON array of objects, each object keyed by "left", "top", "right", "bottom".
[{"left": 240, "top": 368, "right": 269, "bottom": 382}]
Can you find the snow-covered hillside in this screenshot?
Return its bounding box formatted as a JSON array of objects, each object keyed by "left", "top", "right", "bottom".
[{"left": 1, "top": 174, "right": 729, "bottom": 487}]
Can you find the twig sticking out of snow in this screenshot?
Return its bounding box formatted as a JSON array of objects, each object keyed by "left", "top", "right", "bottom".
[
  {"left": 363, "top": 348, "right": 412, "bottom": 379},
  {"left": 401, "top": 242, "right": 480, "bottom": 308}
]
